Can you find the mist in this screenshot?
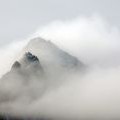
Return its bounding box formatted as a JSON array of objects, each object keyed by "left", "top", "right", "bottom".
[
  {"left": 37, "top": 15, "right": 120, "bottom": 67},
  {"left": 0, "top": 15, "right": 120, "bottom": 119}
]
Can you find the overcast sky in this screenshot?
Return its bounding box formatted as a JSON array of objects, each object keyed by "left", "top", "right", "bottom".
[{"left": 0, "top": 0, "right": 120, "bottom": 46}]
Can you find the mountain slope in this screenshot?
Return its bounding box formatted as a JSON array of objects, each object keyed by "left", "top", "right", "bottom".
[
  {"left": 23, "top": 37, "right": 84, "bottom": 71},
  {"left": 0, "top": 37, "right": 85, "bottom": 119}
]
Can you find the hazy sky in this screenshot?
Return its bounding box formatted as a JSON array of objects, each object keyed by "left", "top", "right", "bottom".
[
  {"left": 0, "top": 0, "right": 120, "bottom": 45},
  {"left": 1, "top": 1, "right": 120, "bottom": 119}
]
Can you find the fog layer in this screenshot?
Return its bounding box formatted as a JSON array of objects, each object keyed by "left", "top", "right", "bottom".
[{"left": 0, "top": 15, "right": 120, "bottom": 119}]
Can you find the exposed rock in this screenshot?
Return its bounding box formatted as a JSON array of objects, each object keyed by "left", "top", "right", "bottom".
[
  {"left": 12, "top": 61, "right": 21, "bottom": 69},
  {"left": 25, "top": 52, "right": 39, "bottom": 63}
]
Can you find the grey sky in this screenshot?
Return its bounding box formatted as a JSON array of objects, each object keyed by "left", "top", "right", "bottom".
[{"left": 0, "top": 0, "right": 120, "bottom": 46}]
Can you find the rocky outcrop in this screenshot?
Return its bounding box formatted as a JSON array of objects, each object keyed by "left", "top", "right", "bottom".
[{"left": 25, "top": 52, "right": 39, "bottom": 63}]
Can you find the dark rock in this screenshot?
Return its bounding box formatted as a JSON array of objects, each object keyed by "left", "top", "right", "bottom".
[
  {"left": 25, "top": 52, "right": 39, "bottom": 63},
  {"left": 12, "top": 61, "right": 21, "bottom": 69}
]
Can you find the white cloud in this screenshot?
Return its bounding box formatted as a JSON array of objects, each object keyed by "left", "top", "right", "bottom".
[
  {"left": 1, "top": 15, "right": 120, "bottom": 119},
  {"left": 37, "top": 15, "right": 120, "bottom": 67}
]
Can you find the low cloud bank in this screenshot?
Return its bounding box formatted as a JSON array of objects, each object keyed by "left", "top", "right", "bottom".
[{"left": 0, "top": 15, "right": 120, "bottom": 119}]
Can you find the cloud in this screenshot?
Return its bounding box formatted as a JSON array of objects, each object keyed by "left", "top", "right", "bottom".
[
  {"left": 1, "top": 15, "right": 120, "bottom": 119},
  {"left": 37, "top": 15, "right": 120, "bottom": 67},
  {"left": 0, "top": 40, "right": 28, "bottom": 77}
]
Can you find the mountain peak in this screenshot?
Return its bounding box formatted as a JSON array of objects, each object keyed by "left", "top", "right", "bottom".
[
  {"left": 0, "top": 37, "right": 85, "bottom": 114},
  {"left": 24, "top": 37, "right": 85, "bottom": 71}
]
